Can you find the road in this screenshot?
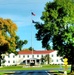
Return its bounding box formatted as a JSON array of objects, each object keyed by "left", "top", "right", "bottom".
[
  {"left": 0, "top": 67, "right": 71, "bottom": 75},
  {"left": 5, "top": 70, "right": 54, "bottom": 75}
]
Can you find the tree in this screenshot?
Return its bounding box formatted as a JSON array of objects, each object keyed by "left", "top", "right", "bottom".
[
  {"left": 28, "top": 47, "right": 34, "bottom": 51},
  {"left": 0, "top": 18, "right": 17, "bottom": 66},
  {"left": 41, "top": 55, "right": 45, "bottom": 64},
  {"left": 15, "top": 36, "right": 28, "bottom": 50},
  {"left": 44, "top": 54, "right": 50, "bottom": 64},
  {"left": 34, "top": 0, "right": 74, "bottom": 72}
]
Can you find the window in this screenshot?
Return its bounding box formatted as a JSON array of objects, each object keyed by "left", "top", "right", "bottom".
[
  {"left": 51, "top": 54, "right": 53, "bottom": 57},
  {"left": 41, "top": 55, "right": 43, "bottom": 57},
  {"left": 23, "top": 55, "right": 25, "bottom": 58},
  {"left": 8, "top": 61, "right": 10, "bottom": 63},
  {"left": 13, "top": 61, "right": 15, "bottom": 63},
  {"left": 13, "top": 55, "right": 15, "bottom": 58},
  {"left": 41, "top": 55, "right": 43, "bottom": 58},
  {"left": 36, "top": 59, "right": 39, "bottom": 63},
  {"left": 19, "top": 55, "right": 21, "bottom": 58},
  {"left": 37, "top": 55, "right": 39, "bottom": 57},
  {"left": 27, "top": 55, "right": 29, "bottom": 58},
  {"left": 56, "top": 59, "right": 58, "bottom": 62},
  {"left": 32, "top": 55, "right": 34, "bottom": 58}
]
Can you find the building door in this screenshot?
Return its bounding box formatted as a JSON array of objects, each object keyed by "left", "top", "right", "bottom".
[{"left": 30, "top": 60, "right": 35, "bottom": 66}]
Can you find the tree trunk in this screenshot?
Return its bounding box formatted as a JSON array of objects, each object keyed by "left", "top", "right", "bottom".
[
  {"left": 71, "top": 49, "right": 74, "bottom": 72},
  {"left": 48, "top": 54, "right": 49, "bottom": 64},
  {"left": 71, "top": 64, "right": 74, "bottom": 72},
  {"left": 0, "top": 58, "right": 1, "bottom": 66},
  {"left": 0, "top": 54, "right": 1, "bottom": 66},
  {"left": 71, "top": 56, "right": 74, "bottom": 72}
]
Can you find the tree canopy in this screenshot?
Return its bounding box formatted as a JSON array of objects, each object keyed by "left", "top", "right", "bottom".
[
  {"left": 0, "top": 18, "right": 17, "bottom": 54},
  {"left": 28, "top": 47, "right": 34, "bottom": 51},
  {"left": 15, "top": 36, "right": 28, "bottom": 50},
  {"left": 0, "top": 18, "right": 18, "bottom": 66},
  {"left": 34, "top": 0, "right": 74, "bottom": 72}
]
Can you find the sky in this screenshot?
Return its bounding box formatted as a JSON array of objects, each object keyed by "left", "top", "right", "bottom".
[{"left": 0, "top": 0, "right": 53, "bottom": 50}]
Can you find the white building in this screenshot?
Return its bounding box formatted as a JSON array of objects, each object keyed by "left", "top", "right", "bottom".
[{"left": 3, "top": 50, "right": 63, "bottom": 66}]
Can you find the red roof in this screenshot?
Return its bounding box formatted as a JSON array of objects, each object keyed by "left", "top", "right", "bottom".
[{"left": 18, "top": 50, "right": 55, "bottom": 54}]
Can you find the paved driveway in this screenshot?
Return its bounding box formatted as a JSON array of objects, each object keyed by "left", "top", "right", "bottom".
[{"left": 9, "top": 70, "right": 54, "bottom": 75}]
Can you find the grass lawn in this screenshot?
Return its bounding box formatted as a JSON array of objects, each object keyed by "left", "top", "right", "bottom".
[
  {"left": 0, "top": 64, "right": 71, "bottom": 75},
  {"left": 0, "top": 72, "right": 5, "bottom": 75},
  {"left": 0, "top": 64, "right": 65, "bottom": 70},
  {"left": 0, "top": 64, "right": 71, "bottom": 70}
]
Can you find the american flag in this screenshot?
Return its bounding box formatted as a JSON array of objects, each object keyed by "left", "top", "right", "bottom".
[{"left": 31, "top": 12, "right": 36, "bottom": 16}]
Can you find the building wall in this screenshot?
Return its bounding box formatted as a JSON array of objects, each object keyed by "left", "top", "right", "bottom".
[
  {"left": 49, "top": 51, "right": 63, "bottom": 64},
  {"left": 3, "top": 51, "right": 63, "bottom": 66},
  {"left": 4, "top": 53, "right": 17, "bottom": 66}
]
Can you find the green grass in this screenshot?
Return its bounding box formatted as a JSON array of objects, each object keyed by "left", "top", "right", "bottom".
[
  {"left": 0, "top": 72, "right": 4, "bottom": 75},
  {"left": 0, "top": 65, "right": 71, "bottom": 75},
  {"left": 0, "top": 64, "right": 64, "bottom": 70},
  {"left": 0, "top": 64, "right": 71, "bottom": 70}
]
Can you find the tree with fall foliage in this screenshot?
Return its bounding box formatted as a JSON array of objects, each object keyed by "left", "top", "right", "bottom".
[{"left": 0, "top": 18, "right": 17, "bottom": 66}]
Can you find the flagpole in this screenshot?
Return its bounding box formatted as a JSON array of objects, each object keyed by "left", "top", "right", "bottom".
[
  {"left": 31, "top": 12, "right": 36, "bottom": 58},
  {"left": 31, "top": 18, "right": 33, "bottom": 57},
  {"left": 31, "top": 12, "right": 33, "bottom": 58}
]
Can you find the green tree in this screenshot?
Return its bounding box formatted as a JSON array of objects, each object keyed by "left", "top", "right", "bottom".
[
  {"left": 44, "top": 54, "right": 50, "bottom": 64},
  {"left": 41, "top": 55, "right": 44, "bottom": 64},
  {"left": 15, "top": 36, "right": 28, "bottom": 50},
  {"left": 0, "top": 18, "right": 17, "bottom": 66},
  {"left": 34, "top": 0, "right": 74, "bottom": 72},
  {"left": 28, "top": 47, "right": 34, "bottom": 51}
]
